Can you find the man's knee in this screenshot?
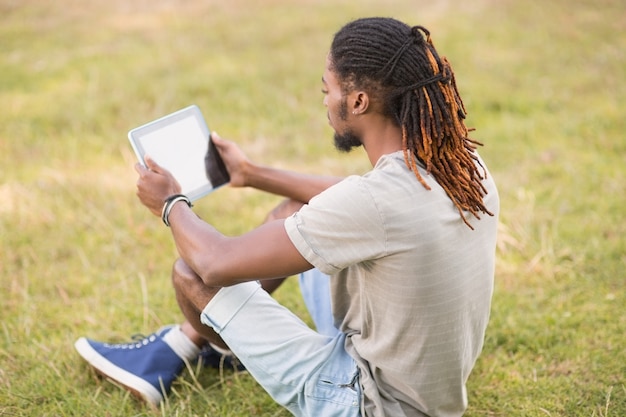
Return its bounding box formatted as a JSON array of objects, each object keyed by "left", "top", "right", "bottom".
[
  {"left": 172, "top": 258, "right": 221, "bottom": 311},
  {"left": 265, "top": 199, "right": 305, "bottom": 223},
  {"left": 171, "top": 258, "right": 197, "bottom": 289}
]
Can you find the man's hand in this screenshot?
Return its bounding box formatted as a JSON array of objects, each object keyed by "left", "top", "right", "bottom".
[
  {"left": 135, "top": 156, "right": 182, "bottom": 217},
  {"left": 211, "top": 132, "right": 251, "bottom": 188},
  {"left": 212, "top": 131, "right": 341, "bottom": 202}
]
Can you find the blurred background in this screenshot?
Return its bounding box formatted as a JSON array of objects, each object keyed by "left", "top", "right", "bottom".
[{"left": 1, "top": 0, "right": 624, "bottom": 415}]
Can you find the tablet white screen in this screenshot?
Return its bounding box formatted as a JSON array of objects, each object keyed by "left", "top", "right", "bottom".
[
  {"left": 137, "top": 115, "right": 208, "bottom": 194},
  {"left": 128, "top": 105, "right": 229, "bottom": 201}
]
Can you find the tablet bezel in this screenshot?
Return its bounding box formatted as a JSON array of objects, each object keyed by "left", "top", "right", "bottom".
[{"left": 127, "top": 105, "right": 228, "bottom": 202}]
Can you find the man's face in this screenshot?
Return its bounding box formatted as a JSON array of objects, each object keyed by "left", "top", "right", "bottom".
[{"left": 322, "top": 56, "right": 362, "bottom": 152}]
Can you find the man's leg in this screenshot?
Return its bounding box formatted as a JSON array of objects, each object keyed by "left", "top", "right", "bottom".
[
  {"left": 173, "top": 200, "right": 361, "bottom": 416},
  {"left": 74, "top": 269, "right": 286, "bottom": 408},
  {"left": 171, "top": 258, "right": 226, "bottom": 348},
  {"left": 73, "top": 199, "right": 302, "bottom": 407},
  {"left": 190, "top": 273, "right": 361, "bottom": 416},
  {"left": 177, "top": 276, "right": 287, "bottom": 351},
  {"left": 298, "top": 268, "right": 339, "bottom": 337},
  {"left": 174, "top": 198, "right": 304, "bottom": 348}
]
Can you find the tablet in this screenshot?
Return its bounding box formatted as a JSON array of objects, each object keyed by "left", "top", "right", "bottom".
[{"left": 128, "top": 105, "right": 229, "bottom": 201}]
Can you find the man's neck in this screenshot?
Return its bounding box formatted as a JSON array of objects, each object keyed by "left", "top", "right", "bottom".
[{"left": 359, "top": 117, "right": 404, "bottom": 166}]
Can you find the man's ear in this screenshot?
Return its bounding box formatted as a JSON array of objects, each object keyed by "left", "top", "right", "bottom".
[{"left": 351, "top": 91, "right": 370, "bottom": 115}]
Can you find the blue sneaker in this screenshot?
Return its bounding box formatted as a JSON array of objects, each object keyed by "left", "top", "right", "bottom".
[{"left": 74, "top": 326, "right": 186, "bottom": 407}]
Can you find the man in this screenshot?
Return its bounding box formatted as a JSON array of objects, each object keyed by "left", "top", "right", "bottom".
[{"left": 75, "top": 17, "right": 499, "bottom": 417}]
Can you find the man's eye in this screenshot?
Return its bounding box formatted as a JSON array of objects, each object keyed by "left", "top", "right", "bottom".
[{"left": 321, "top": 89, "right": 328, "bottom": 95}]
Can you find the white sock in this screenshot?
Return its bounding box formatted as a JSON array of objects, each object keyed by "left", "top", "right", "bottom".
[
  {"left": 162, "top": 325, "right": 201, "bottom": 361},
  {"left": 208, "top": 342, "right": 234, "bottom": 357}
]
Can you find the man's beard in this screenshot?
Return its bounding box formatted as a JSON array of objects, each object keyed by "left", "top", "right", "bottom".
[
  {"left": 334, "top": 130, "right": 362, "bottom": 152},
  {"left": 333, "top": 98, "right": 362, "bottom": 152}
]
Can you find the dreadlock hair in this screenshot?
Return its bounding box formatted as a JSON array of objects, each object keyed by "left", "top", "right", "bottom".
[{"left": 329, "top": 17, "right": 493, "bottom": 229}]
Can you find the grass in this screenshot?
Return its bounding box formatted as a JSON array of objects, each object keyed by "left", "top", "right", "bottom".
[{"left": 1, "top": 0, "right": 625, "bottom": 416}]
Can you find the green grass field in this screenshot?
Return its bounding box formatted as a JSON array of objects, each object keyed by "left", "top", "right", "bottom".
[{"left": 1, "top": 0, "right": 624, "bottom": 416}]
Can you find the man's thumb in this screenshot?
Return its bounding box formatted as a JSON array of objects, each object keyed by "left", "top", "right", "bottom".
[{"left": 144, "top": 155, "right": 159, "bottom": 171}]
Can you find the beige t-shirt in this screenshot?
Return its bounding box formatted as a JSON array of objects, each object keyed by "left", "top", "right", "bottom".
[{"left": 284, "top": 151, "right": 499, "bottom": 417}]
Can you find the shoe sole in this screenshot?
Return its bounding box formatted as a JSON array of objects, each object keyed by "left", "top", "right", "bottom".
[{"left": 74, "top": 337, "right": 164, "bottom": 407}]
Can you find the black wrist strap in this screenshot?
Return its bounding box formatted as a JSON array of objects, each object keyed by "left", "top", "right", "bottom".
[{"left": 161, "top": 194, "right": 192, "bottom": 227}]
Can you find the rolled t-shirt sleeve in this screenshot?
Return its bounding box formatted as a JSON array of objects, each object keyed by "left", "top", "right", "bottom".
[{"left": 284, "top": 176, "right": 387, "bottom": 275}]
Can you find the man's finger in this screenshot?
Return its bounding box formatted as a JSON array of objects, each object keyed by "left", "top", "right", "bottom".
[
  {"left": 144, "top": 155, "right": 158, "bottom": 171},
  {"left": 135, "top": 162, "right": 148, "bottom": 176},
  {"left": 211, "top": 131, "right": 225, "bottom": 148}
]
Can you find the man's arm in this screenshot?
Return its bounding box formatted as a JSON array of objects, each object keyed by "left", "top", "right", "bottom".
[
  {"left": 211, "top": 132, "right": 342, "bottom": 202},
  {"left": 242, "top": 163, "right": 341, "bottom": 203},
  {"left": 165, "top": 203, "right": 312, "bottom": 287},
  {"left": 134, "top": 139, "right": 325, "bottom": 287}
]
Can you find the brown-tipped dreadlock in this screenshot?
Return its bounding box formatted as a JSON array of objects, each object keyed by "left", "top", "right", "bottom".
[{"left": 330, "top": 18, "right": 493, "bottom": 229}]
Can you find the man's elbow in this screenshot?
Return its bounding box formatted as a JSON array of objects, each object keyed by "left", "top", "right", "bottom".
[{"left": 194, "top": 256, "right": 232, "bottom": 287}]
